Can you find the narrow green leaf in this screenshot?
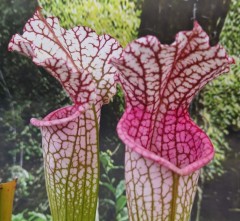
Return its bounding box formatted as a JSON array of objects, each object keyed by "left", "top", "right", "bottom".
[
  {"left": 100, "top": 182, "right": 115, "bottom": 194},
  {"left": 116, "top": 180, "right": 125, "bottom": 199},
  {"left": 101, "top": 199, "right": 115, "bottom": 207},
  {"left": 116, "top": 196, "right": 127, "bottom": 213}
]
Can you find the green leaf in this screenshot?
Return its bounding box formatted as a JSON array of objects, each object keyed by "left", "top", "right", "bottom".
[
  {"left": 28, "top": 211, "right": 48, "bottom": 221},
  {"left": 116, "top": 180, "right": 125, "bottom": 199},
  {"left": 100, "top": 182, "right": 116, "bottom": 194},
  {"left": 101, "top": 199, "right": 115, "bottom": 207},
  {"left": 12, "top": 213, "right": 27, "bottom": 221},
  {"left": 116, "top": 195, "right": 127, "bottom": 213}
]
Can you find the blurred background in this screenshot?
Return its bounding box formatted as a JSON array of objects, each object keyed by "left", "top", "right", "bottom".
[{"left": 0, "top": 0, "right": 239, "bottom": 220}]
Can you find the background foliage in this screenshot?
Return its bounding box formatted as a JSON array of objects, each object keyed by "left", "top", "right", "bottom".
[
  {"left": 0, "top": 0, "right": 239, "bottom": 220},
  {"left": 0, "top": 0, "right": 67, "bottom": 218},
  {"left": 197, "top": 0, "right": 240, "bottom": 179},
  {"left": 39, "top": 0, "right": 141, "bottom": 47}
]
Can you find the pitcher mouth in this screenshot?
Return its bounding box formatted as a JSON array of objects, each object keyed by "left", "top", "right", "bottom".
[
  {"left": 117, "top": 111, "right": 215, "bottom": 176},
  {"left": 30, "top": 104, "right": 86, "bottom": 127}
]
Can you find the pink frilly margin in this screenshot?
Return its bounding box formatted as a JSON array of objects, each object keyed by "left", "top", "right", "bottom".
[
  {"left": 110, "top": 22, "right": 234, "bottom": 221},
  {"left": 8, "top": 9, "right": 122, "bottom": 221}
]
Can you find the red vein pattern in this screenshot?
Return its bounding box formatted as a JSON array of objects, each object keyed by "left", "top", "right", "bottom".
[
  {"left": 40, "top": 104, "right": 101, "bottom": 220},
  {"left": 125, "top": 147, "right": 199, "bottom": 221},
  {"left": 8, "top": 8, "right": 122, "bottom": 106},
  {"left": 8, "top": 9, "right": 122, "bottom": 221},
  {"left": 110, "top": 22, "right": 234, "bottom": 220}
]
